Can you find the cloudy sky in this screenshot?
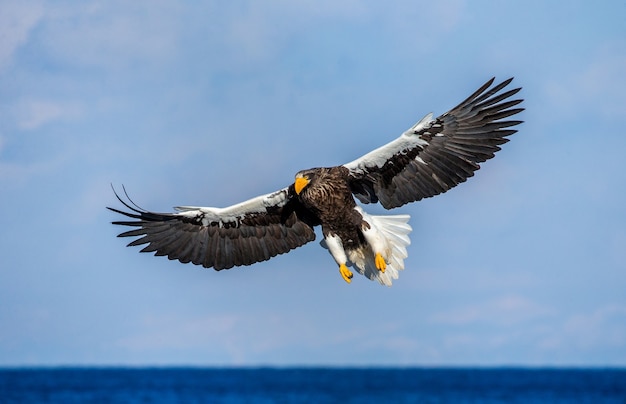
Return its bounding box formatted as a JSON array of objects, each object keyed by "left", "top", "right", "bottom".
[{"left": 1, "top": 1, "right": 625, "bottom": 367}]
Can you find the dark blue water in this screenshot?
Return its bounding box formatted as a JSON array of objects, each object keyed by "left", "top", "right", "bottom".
[{"left": 1, "top": 367, "right": 625, "bottom": 403}]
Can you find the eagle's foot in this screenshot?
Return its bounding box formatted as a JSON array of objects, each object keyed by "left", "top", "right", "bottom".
[
  {"left": 375, "top": 253, "right": 387, "bottom": 272},
  {"left": 339, "top": 264, "right": 353, "bottom": 284}
]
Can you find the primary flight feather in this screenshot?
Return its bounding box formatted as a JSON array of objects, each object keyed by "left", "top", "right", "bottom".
[{"left": 109, "top": 77, "right": 524, "bottom": 286}]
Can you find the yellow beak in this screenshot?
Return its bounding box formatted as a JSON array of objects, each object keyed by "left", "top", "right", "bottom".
[{"left": 294, "top": 176, "right": 310, "bottom": 195}]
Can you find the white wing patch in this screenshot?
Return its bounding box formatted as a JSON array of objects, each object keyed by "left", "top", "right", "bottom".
[
  {"left": 343, "top": 113, "right": 433, "bottom": 173},
  {"left": 173, "top": 187, "right": 290, "bottom": 226}
]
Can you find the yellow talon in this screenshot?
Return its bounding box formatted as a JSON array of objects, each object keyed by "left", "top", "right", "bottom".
[
  {"left": 339, "top": 264, "right": 353, "bottom": 284},
  {"left": 375, "top": 253, "right": 387, "bottom": 272}
]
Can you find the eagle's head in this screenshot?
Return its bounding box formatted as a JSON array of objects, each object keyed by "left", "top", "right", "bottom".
[{"left": 294, "top": 168, "right": 319, "bottom": 195}]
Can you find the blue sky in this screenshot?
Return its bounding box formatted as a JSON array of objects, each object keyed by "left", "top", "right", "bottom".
[{"left": 1, "top": 1, "right": 625, "bottom": 366}]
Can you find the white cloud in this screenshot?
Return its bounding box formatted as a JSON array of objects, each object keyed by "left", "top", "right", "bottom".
[
  {"left": 113, "top": 311, "right": 323, "bottom": 364},
  {"left": 429, "top": 301, "right": 626, "bottom": 364},
  {"left": 431, "top": 295, "right": 557, "bottom": 326},
  {"left": 116, "top": 313, "right": 239, "bottom": 352},
  {"left": 0, "top": 1, "right": 44, "bottom": 70},
  {"left": 37, "top": 1, "right": 182, "bottom": 70},
  {"left": 15, "top": 99, "right": 82, "bottom": 130},
  {"left": 559, "top": 305, "right": 626, "bottom": 349},
  {"left": 545, "top": 42, "right": 626, "bottom": 118},
  {"left": 0, "top": 151, "right": 68, "bottom": 183},
  {"left": 522, "top": 304, "right": 626, "bottom": 364},
  {"left": 174, "top": 0, "right": 466, "bottom": 72}
]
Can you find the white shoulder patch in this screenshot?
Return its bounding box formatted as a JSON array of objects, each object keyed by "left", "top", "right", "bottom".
[
  {"left": 343, "top": 113, "right": 433, "bottom": 172},
  {"left": 173, "top": 187, "right": 291, "bottom": 226}
]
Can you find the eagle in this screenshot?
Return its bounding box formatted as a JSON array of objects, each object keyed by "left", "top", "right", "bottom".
[{"left": 109, "top": 77, "right": 523, "bottom": 286}]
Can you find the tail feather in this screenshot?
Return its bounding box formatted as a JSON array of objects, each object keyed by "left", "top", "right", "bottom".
[
  {"left": 350, "top": 211, "right": 412, "bottom": 286},
  {"left": 319, "top": 209, "right": 412, "bottom": 286}
]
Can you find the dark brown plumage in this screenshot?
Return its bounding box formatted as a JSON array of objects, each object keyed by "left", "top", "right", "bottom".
[{"left": 295, "top": 166, "right": 365, "bottom": 251}]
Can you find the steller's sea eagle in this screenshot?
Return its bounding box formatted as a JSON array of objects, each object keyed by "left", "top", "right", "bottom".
[{"left": 109, "top": 77, "right": 524, "bottom": 286}]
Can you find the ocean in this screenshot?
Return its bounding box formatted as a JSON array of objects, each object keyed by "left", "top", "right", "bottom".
[{"left": 1, "top": 367, "right": 625, "bottom": 403}]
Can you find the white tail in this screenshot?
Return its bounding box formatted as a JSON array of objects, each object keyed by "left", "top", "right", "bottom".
[
  {"left": 352, "top": 210, "right": 412, "bottom": 286},
  {"left": 319, "top": 206, "right": 412, "bottom": 286}
]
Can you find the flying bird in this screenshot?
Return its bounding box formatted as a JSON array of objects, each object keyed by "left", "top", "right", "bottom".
[{"left": 109, "top": 77, "right": 523, "bottom": 286}]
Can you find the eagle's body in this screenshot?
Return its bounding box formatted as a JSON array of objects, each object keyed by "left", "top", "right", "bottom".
[
  {"left": 297, "top": 167, "right": 361, "bottom": 248},
  {"left": 109, "top": 77, "right": 524, "bottom": 286}
]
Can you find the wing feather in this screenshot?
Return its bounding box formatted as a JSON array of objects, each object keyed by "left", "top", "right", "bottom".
[
  {"left": 108, "top": 185, "right": 318, "bottom": 270},
  {"left": 345, "top": 77, "right": 524, "bottom": 208}
]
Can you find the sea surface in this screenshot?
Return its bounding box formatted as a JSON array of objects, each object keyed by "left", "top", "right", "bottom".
[{"left": 0, "top": 367, "right": 625, "bottom": 403}]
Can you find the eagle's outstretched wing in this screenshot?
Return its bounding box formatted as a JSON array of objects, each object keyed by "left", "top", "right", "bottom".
[
  {"left": 345, "top": 77, "right": 524, "bottom": 209},
  {"left": 107, "top": 186, "right": 318, "bottom": 270}
]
